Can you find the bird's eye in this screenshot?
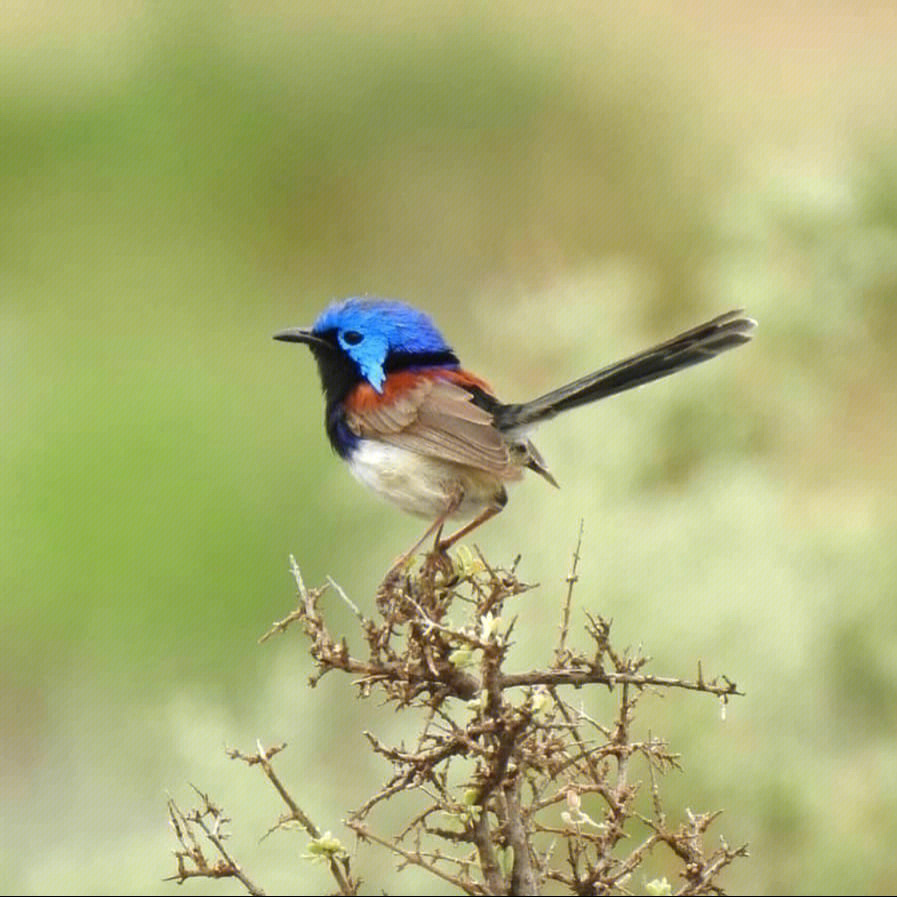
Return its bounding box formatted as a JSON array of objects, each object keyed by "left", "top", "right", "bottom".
[{"left": 343, "top": 330, "right": 363, "bottom": 345}]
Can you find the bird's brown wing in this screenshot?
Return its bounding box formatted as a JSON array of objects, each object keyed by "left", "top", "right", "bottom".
[{"left": 344, "top": 374, "right": 515, "bottom": 475}]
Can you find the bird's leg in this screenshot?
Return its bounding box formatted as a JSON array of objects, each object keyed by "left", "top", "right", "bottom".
[
  {"left": 401, "top": 511, "right": 452, "bottom": 564},
  {"left": 436, "top": 505, "right": 502, "bottom": 553},
  {"left": 382, "top": 491, "right": 463, "bottom": 582}
]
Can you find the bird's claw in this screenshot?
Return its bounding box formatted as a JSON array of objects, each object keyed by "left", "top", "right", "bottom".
[{"left": 422, "top": 542, "right": 455, "bottom": 581}]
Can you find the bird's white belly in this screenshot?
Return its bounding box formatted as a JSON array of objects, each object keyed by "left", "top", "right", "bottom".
[{"left": 347, "top": 440, "right": 506, "bottom": 519}]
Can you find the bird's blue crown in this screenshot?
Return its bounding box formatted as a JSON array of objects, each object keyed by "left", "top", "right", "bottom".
[{"left": 312, "top": 297, "right": 456, "bottom": 391}]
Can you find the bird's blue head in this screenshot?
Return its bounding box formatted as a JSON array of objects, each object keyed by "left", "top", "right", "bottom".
[
  {"left": 274, "top": 297, "right": 459, "bottom": 397},
  {"left": 310, "top": 297, "right": 455, "bottom": 392}
]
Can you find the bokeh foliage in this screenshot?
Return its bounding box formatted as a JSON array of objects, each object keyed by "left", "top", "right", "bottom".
[{"left": 3, "top": 2, "right": 896, "bottom": 894}]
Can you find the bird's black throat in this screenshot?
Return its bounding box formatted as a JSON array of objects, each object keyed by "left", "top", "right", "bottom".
[
  {"left": 305, "top": 340, "right": 359, "bottom": 458},
  {"left": 306, "top": 336, "right": 460, "bottom": 458}
]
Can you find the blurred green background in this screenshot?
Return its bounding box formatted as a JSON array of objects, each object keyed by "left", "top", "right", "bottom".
[{"left": 3, "top": 1, "right": 896, "bottom": 893}]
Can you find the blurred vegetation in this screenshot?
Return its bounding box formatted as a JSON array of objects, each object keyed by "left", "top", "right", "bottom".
[{"left": 2, "top": 2, "right": 896, "bottom": 894}]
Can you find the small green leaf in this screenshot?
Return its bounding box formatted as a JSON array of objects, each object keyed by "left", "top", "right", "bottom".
[
  {"left": 645, "top": 876, "right": 672, "bottom": 895},
  {"left": 303, "top": 832, "right": 347, "bottom": 863}
]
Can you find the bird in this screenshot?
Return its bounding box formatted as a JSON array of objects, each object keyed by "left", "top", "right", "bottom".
[{"left": 274, "top": 298, "right": 755, "bottom": 560}]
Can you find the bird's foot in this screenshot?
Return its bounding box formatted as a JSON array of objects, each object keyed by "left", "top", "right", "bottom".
[{"left": 420, "top": 542, "right": 455, "bottom": 582}]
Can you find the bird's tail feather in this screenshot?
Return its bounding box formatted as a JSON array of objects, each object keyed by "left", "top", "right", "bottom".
[{"left": 494, "top": 309, "right": 756, "bottom": 432}]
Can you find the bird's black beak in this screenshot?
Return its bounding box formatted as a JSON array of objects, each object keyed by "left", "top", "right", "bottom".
[{"left": 272, "top": 327, "right": 327, "bottom": 348}]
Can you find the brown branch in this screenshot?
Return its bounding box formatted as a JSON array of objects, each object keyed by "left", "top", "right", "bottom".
[
  {"left": 501, "top": 667, "right": 741, "bottom": 698},
  {"left": 503, "top": 780, "right": 539, "bottom": 896},
  {"left": 556, "top": 519, "right": 584, "bottom": 663},
  {"left": 166, "top": 791, "right": 266, "bottom": 896},
  {"left": 470, "top": 810, "right": 505, "bottom": 895},
  {"left": 173, "top": 536, "right": 746, "bottom": 896},
  {"left": 228, "top": 742, "right": 357, "bottom": 896},
  {"left": 348, "top": 820, "right": 485, "bottom": 896}
]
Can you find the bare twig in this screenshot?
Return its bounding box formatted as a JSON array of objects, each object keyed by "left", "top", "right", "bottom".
[
  {"left": 501, "top": 667, "right": 742, "bottom": 698},
  {"left": 166, "top": 790, "right": 266, "bottom": 895},
  {"left": 348, "top": 820, "right": 485, "bottom": 895},
  {"left": 227, "top": 741, "right": 357, "bottom": 895},
  {"left": 556, "top": 519, "right": 584, "bottom": 662}
]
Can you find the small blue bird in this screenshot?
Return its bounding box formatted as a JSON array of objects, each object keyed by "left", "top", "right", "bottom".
[{"left": 275, "top": 298, "right": 755, "bottom": 557}]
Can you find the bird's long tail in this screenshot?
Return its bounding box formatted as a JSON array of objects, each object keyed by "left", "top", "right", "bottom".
[{"left": 494, "top": 309, "right": 756, "bottom": 432}]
